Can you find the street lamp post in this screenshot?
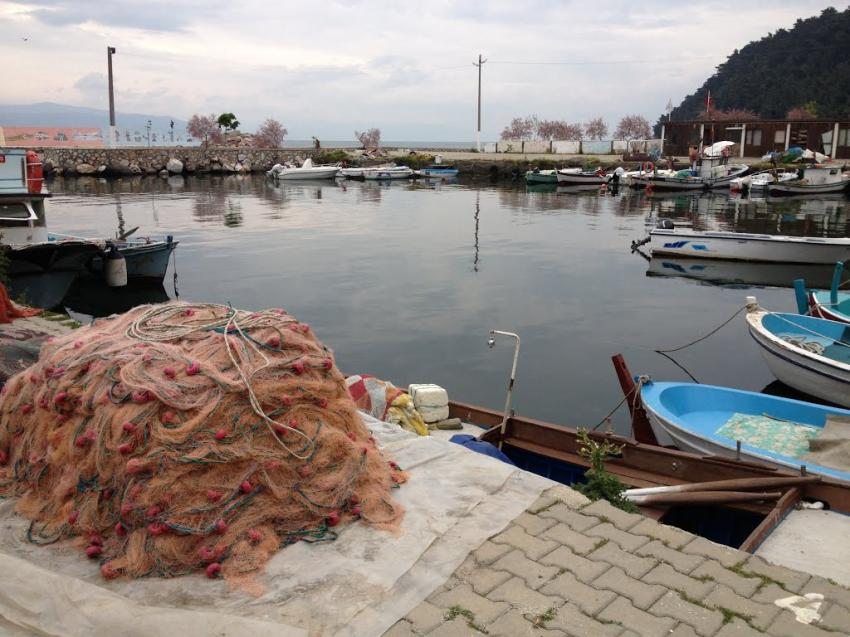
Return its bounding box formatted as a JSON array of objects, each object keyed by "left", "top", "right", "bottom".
[
  {"left": 107, "top": 46, "right": 117, "bottom": 146},
  {"left": 146, "top": 120, "right": 152, "bottom": 148}
]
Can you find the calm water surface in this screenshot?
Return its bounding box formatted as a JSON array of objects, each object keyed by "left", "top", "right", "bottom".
[{"left": 45, "top": 175, "right": 850, "bottom": 433}]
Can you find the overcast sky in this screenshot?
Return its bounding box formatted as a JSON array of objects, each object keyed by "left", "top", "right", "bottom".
[{"left": 0, "top": 0, "right": 844, "bottom": 140}]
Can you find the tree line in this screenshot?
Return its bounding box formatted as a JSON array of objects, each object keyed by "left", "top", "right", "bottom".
[{"left": 500, "top": 115, "right": 652, "bottom": 141}]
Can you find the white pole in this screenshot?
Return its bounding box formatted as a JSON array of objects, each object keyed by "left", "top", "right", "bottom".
[
  {"left": 785, "top": 123, "right": 791, "bottom": 151},
  {"left": 740, "top": 124, "right": 746, "bottom": 159},
  {"left": 832, "top": 122, "right": 840, "bottom": 159}
]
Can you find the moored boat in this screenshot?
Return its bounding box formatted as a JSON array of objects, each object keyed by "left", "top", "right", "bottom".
[
  {"left": 746, "top": 303, "right": 850, "bottom": 408},
  {"left": 632, "top": 154, "right": 748, "bottom": 191},
  {"left": 555, "top": 167, "right": 608, "bottom": 186},
  {"left": 640, "top": 380, "right": 850, "bottom": 483},
  {"left": 647, "top": 221, "right": 850, "bottom": 264},
  {"left": 730, "top": 169, "right": 796, "bottom": 193},
  {"left": 524, "top": 169, "right": 558, "bottom": 185},
  {"left": 416, "top": 165, "right": 459, "bottom": 177},
  {"left": 767, "top": 165, "right": 850, "bottom": 196},
  {"left": 362, "top": 166, "right": 414, "bottom": 180},
  {"left": 268, "top": 158, "right": 340, "bottom": 180},
  {"left": 794, "top": 261, "right": 850, "bottom": 324}
]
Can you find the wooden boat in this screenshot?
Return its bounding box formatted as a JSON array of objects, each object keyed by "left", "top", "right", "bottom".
[
  {"left": 416, "top": 165, "right": 459, "bottom": 177},
  {"left": 555, "top": 167, "right": 607, "bottom": 186},
  {"left": 647, "top": 222, "right": 850, "bottom": 264},
  {"left": 746, "top": 304, "right": 850, "bottom": 408},
  {"left": 767, "top": 165, "right": 850, "bottom": 196},
  {"left": 49, "top": 233, "right": 177, "bottom": 285},
  {"left": 0, "top": 149, "right": 101, "bottom": 308},
  {"left": 268, "top": 158, "right": 340, "bottom": 180},
  {"left": 631, "top": 157, "right": 748, "bottom": 191},
  {"left": 730, "top": 169, "right": 795, "bottom": 193},
  {"left": 362, "top": 166, "right": 413, "bottom": 180},
  {"left": 795, "top": 262, "right": 850, "bottom": 324},
  {"left": 524, "top": 169, "right": 558, "bottom": 185},
  {"left": 639, "top": 380, "right": 850, "bottom": 483}
]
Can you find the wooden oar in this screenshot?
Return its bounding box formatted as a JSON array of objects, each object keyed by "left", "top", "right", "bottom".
[
  {"left": 630, "top": 491, "right": 782, "bottom": 506},
  {"left": 624, "top": 475, "right": 819, "bottom": 498}
]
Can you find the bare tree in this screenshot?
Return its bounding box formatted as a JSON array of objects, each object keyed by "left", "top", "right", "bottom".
[
  {"left": 500, "top": 116, "right": 535, "bottom": 141},
  {"left": 187, "top": 114, "right": 222, "bottom": 146},
  {"left": 614, "top": 115, "right": 652, "bottom": 141},
  {"left": 355, "top": 128, "right": 381, "bottom": 149},
  {"left": 254, "top": 119, "right": 288, "bottom": 148},
  {"left": 537, "top": 120, "right": 582, "bottom": 141},
  {"left": 584, "top": 117, "right": 608, "bottom": 140}
]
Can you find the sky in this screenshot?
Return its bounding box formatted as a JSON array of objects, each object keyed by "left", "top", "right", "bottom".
[{"left": 0, "top": 0, "right": 845, "bottom": 141}]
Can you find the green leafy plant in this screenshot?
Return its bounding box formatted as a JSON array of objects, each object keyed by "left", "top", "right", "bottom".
[
  {"left": 216, "top": 112, "right": 240, "bottom": 132},
  {"left": 314, "top": 150, "right": 351, "bottom": 164},
  {"left": 575, "top": 428, "right": 637, "bottom": 513}
]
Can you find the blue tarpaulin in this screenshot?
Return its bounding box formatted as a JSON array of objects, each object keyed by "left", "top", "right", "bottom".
[{"left": 449, "top": 434, "right": 516, "bottom": 465}]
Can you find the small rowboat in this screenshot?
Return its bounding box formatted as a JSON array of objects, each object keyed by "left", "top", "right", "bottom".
[
  {"left": 555, "top": 168, "right": 607, "bottom": 186},
  {"left": 767, "top": 166, "right": 850, "bottom": 196},
  {"left": 746, "top": 304, "right": 850, "bottom": 408},
  {"left": 640, "top": 380, "right": 850, "bottom": 483},
  {"left": 525, "top": 169, "right": 558, "bottom": 185},
  {"left": 417, "top": 165, "right": 459, "bottom": 177},
  {"left": 362, "top": 166, "right": 413, "bottom": 180},
  {"left": 794, "top": 261, "right": 850, "bottom": 324}
]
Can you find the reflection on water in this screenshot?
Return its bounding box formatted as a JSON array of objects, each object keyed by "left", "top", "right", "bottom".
[{"left": 44, "top": 175, "right": 850, "bottom": 432}]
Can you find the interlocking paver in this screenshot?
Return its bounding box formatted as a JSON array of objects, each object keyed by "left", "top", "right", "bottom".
[
  {"left": 384, "top": 620, "right": 417, "bottom": 637},
  {"left": 427, "top": 618, "right": 483, "bottom": 637},
  {"left": 690, "top": 559, "right": 761, "bottom": 597},
  {"left": 538, "top": 545, "right": 610, "bottom": 583},
  {"left": 490, "top": 524, "right": 559, "bottom": 560},
  {"left": 704, "top": 584, "right": 782, "bottom": 631},
  {"left": 587, "top": 540, "right": 657, "bottom": 578},
  {"left": 485, "top": 609, "right": 565, "bottom": 637},
  {"left": 669, "top": 624, "right": 700, "bottom": 637},
  {"left": 514, "top": 511, "right": 558, "bottom": 536},
  {"left": 538, "top": 503, "right": 599, "bottom": 532},
  {"left": 473, "top": 540, "right": 511, "bottom": 566},
  {"left": 529, "top": 494, "right": 559, "bottom": 514},
  {"left": 585, "top": 522, "right": 650, "bottom": 551},
  {"left": 491, "top": 549, "right": 559, "bottom": 590},
  {"left": 581, "top": 499, "right": 643, "bottom": 530},
  {"left": 821, "top": 602, "right": 850, "bottom": 633},
  {"left": 539, "top": 570, "right": 616, "bottom": 615},
  {"left": 767, "top": 612, "right": 839, "bottom": 637},
  {"left": 636, "top": 539, "right": 705, "bottom": 574},
  {"left": 542, "top": 522, "right": 600, "bottom": 554},
  {"left": 742, "top": 555, "right": 811, "bottom": 594},
  {"left": 598, "top": 596, "right": 676, "bottom": 637},
  {"left": 680, "top": 537, "right": 750, "bottom": 569},
  {"left": 649, "top": 590, "right": 724, "bottom": 637},
  {"left": 630, "top": 517, "right": 694, "bottom": 549},
  {"left": 593, "top": 566, "right": 667, "bottom": 610},
  {"left": 804, "top": 575, "right": 850, "bottom": 607},
  {"left": 465, "top": 566, "right": 512, "bottom": 597},
  {"left": 545, "top": 484, "right": 591, "bottom": 509},
  {"left": 430, "top": 583, "right": 510, "bottom": 625},
  {"left": 405, "top": 601, "right": 445, "bottom": 634},
  {"left": 715, "top": 618, "right": 766, "bottom": 636},
  {"left": 641, "top": 562, "right": 715, "bottom": 601},
  {"left": 545, "top": 601, "right": 623, "bottom": 636},
  {"left": 487, "top": 576, "right": 564, "bottom": 614}
]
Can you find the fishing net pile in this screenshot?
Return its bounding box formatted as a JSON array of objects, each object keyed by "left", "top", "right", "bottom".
[{"left": 0, "top": 302, "right": 406, "bottom": 582}]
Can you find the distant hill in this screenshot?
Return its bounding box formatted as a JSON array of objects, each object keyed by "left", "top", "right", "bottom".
[
  {"left": 0, "top": 102, "right": 187, "bottom": 132},
  {"left": 665, "top": 6, "right": 850, "bottom": 123}
]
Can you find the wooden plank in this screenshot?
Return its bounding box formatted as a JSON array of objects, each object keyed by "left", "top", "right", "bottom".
[
  {"left": 739, "top": 487, "right": 802, "bottom": 553},
  {"left": 611, "top": 353, "right": 658, "bottom": 445}
]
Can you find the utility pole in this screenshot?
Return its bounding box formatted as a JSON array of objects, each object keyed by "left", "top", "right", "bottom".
[
  {"left": 107, "top": 46, "right": 117, "bottom": 146},
  {"left": 473, "top": 53, "right": 487, "bottom": 152}
]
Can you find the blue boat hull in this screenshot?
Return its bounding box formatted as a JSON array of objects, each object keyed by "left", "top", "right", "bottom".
[{"left": 86, "top": 241, "right": 177, "bottom": 284}]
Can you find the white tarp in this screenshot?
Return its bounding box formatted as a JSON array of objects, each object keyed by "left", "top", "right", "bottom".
[{"left": 0, "top": 414, "right": 554, "bottom": 637}]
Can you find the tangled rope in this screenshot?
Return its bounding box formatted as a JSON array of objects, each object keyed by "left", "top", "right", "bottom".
[{"left": 0, "top": 302, "right": 406, "bottom": 584}]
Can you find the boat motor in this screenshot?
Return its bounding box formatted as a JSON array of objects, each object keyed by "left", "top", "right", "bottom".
[
  {"left": 656, "top": 219, "right": 675, "bottom": 230},
  {"left": 105, "top": 243, "right": 128, "bottom": 287}
]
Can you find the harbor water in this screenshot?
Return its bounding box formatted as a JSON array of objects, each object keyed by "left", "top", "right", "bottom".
[{"left": 45, "top": 175, "right": 850, "bottom": 433}]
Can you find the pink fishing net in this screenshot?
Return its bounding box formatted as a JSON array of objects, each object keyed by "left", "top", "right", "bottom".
[{"left": 0, "top": 302, "right": 406, "bottom": 582}]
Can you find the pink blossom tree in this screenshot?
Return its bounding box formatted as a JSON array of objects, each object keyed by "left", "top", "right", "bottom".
[
  {"left": 614, "top": 115, "right": 652, "bottom": 141},
  {"left": 187, "top": 113, "right": 222, "bottom": 146},
  {"left": 254, "top": 119, "right": 288, "bottom": 148},
  {"left": 355, "top": 128, "right": 381, "bottom": 148},
  {"left": 712, "top": 108, "right": 759, "bottom": 121},
  {"left": 787, "top": 102, "right": 818, "bottom": 120},
  {"left": 537, "top": 120, "right": 583, "bottom": 141},
  {"left": 584, "top": 117, "right": 608, "bottom": 140},
  {"left": 500, "top": 117, "right": 535, "bottom": 140}
]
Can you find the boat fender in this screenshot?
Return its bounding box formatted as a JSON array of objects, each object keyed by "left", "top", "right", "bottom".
[
  {"left": 26, "top": 150, "right": 43, "bottom": 194},
  {"left": 105, "top": 244, "right": 128, "bottom": 287}
]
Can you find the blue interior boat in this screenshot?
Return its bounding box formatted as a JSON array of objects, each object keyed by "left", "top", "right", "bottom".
[{"left": 794, "top": 261, "right": 850, "bottom": 324}]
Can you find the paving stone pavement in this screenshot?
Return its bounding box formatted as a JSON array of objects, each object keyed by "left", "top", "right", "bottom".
[{"left": 383, "top": 486, "right": 850, "bottom": 637}]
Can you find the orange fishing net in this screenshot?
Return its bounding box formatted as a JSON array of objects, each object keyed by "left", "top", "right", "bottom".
[
  {"left": 0, "top": 282, "right": 42, "bottom": 323},
  {"left": 0, "top": 302, "right": 406, "bottom": 582}
]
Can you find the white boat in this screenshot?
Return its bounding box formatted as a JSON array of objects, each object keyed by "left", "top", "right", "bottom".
[
  {"left": 362, "top": 166, "right": 413, "bottom": 180},
  {"left": 730, "top": 169, "right": 796, "bottom": 193},
  {"left": 268, "top": 158, "right": 340, "bottom": 180},
  {"left": 340, "top": 164, "right": 395, "bottom": 179},
  {"left": 555, "top": 168, "right": 608, "bottom": 185},
  {"left": 632, "top": 156, "right": 748, "bottom": 190},
  {"left": 746, "top": 304, "right": 850, "bottom": 408},
  {"left": 622, "top": 167, "right": 678, "bottom": 187},
  {"left": 648, "top": 221, "right": 850, "bottom": 264},
  {"left": 767, "top": 165, "right": 850, "bottom": 196}
]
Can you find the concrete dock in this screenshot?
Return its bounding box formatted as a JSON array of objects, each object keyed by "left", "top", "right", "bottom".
[{"left": 384, "top": 486, "right": 850, "bottom": 637}]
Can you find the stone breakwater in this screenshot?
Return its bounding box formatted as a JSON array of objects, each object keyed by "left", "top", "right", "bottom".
[{"left": 33, "top": 146, "right": 304, "bottom": 177}]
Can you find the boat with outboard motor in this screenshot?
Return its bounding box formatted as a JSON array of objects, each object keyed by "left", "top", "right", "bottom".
[
  {"left": 767, "top": 164, "right": 850, "bottom": 196},
  {"left": 268, "top": 158, "right": 341, "bottom": 180},
  {"left": 631, "top": 155, "right": 748, "bottom": 191},
  {"left": 730, "top": 169, "right": 796, "bottom": 193}
]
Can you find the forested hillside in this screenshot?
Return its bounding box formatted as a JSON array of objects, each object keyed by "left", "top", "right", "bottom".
[{"left": 666, "top": 6, "right": 850, "bottom": 122}]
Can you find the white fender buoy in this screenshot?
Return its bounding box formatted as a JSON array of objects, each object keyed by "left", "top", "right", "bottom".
[{"left": 105, "top": 244, "right": 127, "bottom": 287}]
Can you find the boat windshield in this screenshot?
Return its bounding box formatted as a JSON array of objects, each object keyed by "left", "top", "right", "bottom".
[{"left": 0, "top": 201, "right": 37, "bottom": 222}]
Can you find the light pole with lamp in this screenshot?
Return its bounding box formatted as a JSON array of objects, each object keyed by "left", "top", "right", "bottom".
[{"left": 479, "top": 329, "right": 520, "bottom": 449}]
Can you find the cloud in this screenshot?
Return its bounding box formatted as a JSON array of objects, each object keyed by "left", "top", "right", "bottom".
[{"left": 20, "top": 0, "right": 216, "bottom": 31}]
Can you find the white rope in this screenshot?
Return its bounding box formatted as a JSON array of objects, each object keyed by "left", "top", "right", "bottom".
[{"left": 126, "top": 303, "right": 316, "bottom": 459}]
